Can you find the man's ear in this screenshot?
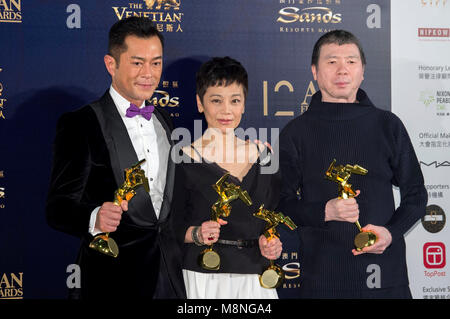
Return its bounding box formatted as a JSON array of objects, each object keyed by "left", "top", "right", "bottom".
[
  {"left": 196, "top": 94, "right": 204, "bottom": 113},
  {"left": 104, "top": 54, "right": 117, "bottom": 77},
  {"left": 311, "top": 64, "right": 317, "bottom": 81}
]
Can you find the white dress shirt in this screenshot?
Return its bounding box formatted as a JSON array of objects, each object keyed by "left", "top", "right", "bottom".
[{"left": 89, "top": 86, "right": 170, "bottom": 234}]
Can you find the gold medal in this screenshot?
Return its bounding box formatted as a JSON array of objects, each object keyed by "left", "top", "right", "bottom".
[
  {"left": 259, "top": 262, "right": 285, "bottom": 289},
  {"left": 354, "top": 221, "right": 377, "bottom": 251},
  {"left": 199, "top": 248, "right": 221, "bottom": 271}
]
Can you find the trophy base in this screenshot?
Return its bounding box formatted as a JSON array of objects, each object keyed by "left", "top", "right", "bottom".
[
  {"left": 259, "top": 265, "right": 285, "bottom": 289},
  {"left": 89, "top": 233, "right": 119, "bottom": 258},
  {"left": 354, "top": 231, "right": 377, "bottom": 252},
  {"left": 199, "top": 248, "right": 220, "bottom": 270}
]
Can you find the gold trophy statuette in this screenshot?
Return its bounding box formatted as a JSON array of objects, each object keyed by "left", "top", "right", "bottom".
[
  {"left": 325, "top": 159, "right": 377, "bottom": 251},
  {"left": 254, "top": 204, "right": 297, "bottom": 289},
  {"left": 89, "top": 159, "right": 149, "bottom": 258},
  {"left": 199, "top": 173, "right": 252, "bottom": 270}
]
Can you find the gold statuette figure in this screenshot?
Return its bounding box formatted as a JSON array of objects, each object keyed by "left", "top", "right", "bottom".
[
  {"left": 253, "top": 204, "right": 297, "bottom": 289},
  {"left": 325, "top": 159, "right": 377, "bottom": 251},
  {"left": 199, "top": 173, "right": 252, "bottom": 270},
  {"left": 89, "top": 159, "right": 149, "bottom": 258}
]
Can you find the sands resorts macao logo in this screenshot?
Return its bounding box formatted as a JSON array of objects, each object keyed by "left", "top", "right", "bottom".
[
  {"left": 277, "top": 0, "right": 343, "bottom": 34},
  {"left": 0, "top": 0, "right": 22, "bottom": 23},
  {"left": 0, "top": 273, "right": 23, "bottom": 299},
  {"left": 112, "top": 0, "right": 183, "bottom": 33},
  {"left": 148, "top": 80, "right": 181, "bottom": 118}
]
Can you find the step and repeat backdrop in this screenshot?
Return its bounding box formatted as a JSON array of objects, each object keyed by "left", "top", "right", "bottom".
[
  {"left": 0, "top": 0, "right": 447, "bottom": 299},
  {"left": 391, "top": 0, "right": 450, "bottom": 300}
]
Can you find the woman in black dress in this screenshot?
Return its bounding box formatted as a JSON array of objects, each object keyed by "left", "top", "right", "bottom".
[{"left": 171, "top": 57, "right": 283, "bottom": 299}]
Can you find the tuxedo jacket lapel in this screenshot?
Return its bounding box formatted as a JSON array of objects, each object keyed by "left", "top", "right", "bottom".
[{"left": 90, "top": 91, "right": 158, "bottom": 227}]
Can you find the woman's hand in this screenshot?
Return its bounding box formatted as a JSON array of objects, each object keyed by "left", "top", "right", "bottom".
[{"left": 199, "top": 218, "right": 228, "bottom": 245}]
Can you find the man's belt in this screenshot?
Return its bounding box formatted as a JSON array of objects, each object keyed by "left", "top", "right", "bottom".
[{"left": 216, "top": 238, "right": 259, "bottom": 249}]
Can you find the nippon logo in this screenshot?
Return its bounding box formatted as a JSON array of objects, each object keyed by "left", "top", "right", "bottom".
[{"left": 423, "top": 242, "right": 446, "bottom": 269}]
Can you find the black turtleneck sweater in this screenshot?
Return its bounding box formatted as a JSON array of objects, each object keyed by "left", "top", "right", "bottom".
[{"left": 278, "top": 89, "right": 427, "bottom": 298}]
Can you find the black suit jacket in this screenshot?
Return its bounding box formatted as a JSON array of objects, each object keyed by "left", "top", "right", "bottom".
[{"left": 46, "top": 91, "right": 185, "bottom": 299}]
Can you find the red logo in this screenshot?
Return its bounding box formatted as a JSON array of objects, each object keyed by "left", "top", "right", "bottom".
[
  {"left": 418, "top": 28, "right": 450, "bottom": 37},
  {"left": 423, "top": 242, "right": 446, "bottom": 268}
]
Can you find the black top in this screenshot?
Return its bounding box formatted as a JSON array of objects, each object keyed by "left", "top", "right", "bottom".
[
  {"left": 278, "top": 89, "right": 427, "bottom": 297},
  {"left": 171, "top": 146, "right": 281, "bottom": 274}
]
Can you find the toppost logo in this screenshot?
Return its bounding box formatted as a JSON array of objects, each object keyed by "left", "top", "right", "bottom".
[
  {"left": 423, "top": 242, "right": 446, "bottom": 269},
  {"left": 0, "top": 273, "right": 23, "bottom": 299},
  {"left": 112, "top": 0, "right": 183, "bottom": 33},
  {"left": 422, "top": 205, "right": 446, "bottom": 233},
  {"left": 0, "top": 0, "right": 22, "bottom": 23}
]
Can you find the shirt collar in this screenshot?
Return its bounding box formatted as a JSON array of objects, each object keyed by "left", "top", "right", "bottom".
[{"left": 109, "top": 85, "right": 145, "bottom": 117}]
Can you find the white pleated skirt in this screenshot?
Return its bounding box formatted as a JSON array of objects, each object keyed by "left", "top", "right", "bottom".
[{"left": 182, "top": 269, "right": 278, "bottom": 299}]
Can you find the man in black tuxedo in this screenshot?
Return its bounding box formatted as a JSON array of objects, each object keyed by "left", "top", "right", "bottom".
[{"left": 46, "top": 17, "right": 185, "bottom": 299}]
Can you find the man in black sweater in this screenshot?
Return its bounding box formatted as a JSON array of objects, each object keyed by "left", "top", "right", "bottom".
[{"left": 278, "top": 30, "right": 427, "bottom": 298}]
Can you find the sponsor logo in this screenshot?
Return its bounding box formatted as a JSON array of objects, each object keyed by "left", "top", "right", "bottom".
[
  {"left": 420, "top": 161, "right": 450, "bottom": 168},
  {"left": 418, "top": 28, "right": 450, "bottom": 37},
  {"left": 0, "top": 273, "right": 23, "bottom": 299},
  {"left": 424, "top": 242, "right": 446, "bottom": 269},
  {"left": 148, "top": 80, "right": 180, "bottom": 118},
  {"left": 0, "top": 0, "right": 22, "bottom": 23},
  {"left": 422, "top": 205, "right": 446, "bottom": 233},
  {"left": 421, "top": 0, "right": 448, "bottom": 7},
  {"left": 112, "top": 0, "right": 183, "bottom": 33},
  {"left": 418, "top": 89, "right": 450, "bottom": 116},
  {"left": 277, "top": 0, "right": 342, "bottom": 33},
  {"left": 280, "top": 251, "right": 300, "bottom": 288}
]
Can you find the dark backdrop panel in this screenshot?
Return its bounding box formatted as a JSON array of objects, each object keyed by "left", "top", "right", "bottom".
[{"left": 0, "top": 0, "right": 389, "bottom": 298}]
